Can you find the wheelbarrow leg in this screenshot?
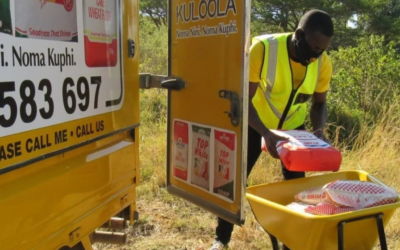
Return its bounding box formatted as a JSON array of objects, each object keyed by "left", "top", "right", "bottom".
[
  {"left": 267, "top": 232, "right": 280, "bottom": 250},
  {"left": 337, "top": 213, "right": 388, "bottom": 250},
  {"left": 375, "top": 214, "right": 388, "bottom": 250}
]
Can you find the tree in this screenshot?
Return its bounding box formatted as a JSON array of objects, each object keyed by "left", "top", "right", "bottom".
[
  {"left": 357, "top": 0, "right": 400, "bottom": 44},
  {"left": 139, "top": 0, "right": 167, "bottom": 28},
  {"left": 251, "top": 0, "right": 371, "bottom": 49},
  {"left": 137, "top": 0, "right": 400, "bottom": 49}
]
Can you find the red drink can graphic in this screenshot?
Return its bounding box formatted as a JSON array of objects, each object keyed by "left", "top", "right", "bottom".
[
  {"left": 191, "top": 125, "right": 211, "bottom": 190},
  {"left": 83, "top": 0, "right": 117, "bottom": 67},
  {"left": 15, "top": 0, "right": 78, "bottom": 42},
  {"left": 173, "top": 121, "right": 189, "bottom": 181},
  {"left": 213, "top": 130, "right": 235, "bottom": 201}
]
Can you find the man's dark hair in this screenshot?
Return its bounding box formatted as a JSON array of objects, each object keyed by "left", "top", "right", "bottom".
[{"left": 298, "top": 9, "right": 334, "bottom": 37}]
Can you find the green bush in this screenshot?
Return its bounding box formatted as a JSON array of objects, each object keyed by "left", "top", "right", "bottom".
[
  {"left": 139, "top": 17, "right": 168, "bottom": 75},
  {"left": 138, "top": 18, "right": 400, "bottom": 150},
  {"left": 324, "top": 35, "right": 400, "bottom": 147},
  {"left": 329, "top": 35, "right": 400, "bottom": 115},
  {"left": 139, "top": 17, "right": 168, "bottom": 125}
]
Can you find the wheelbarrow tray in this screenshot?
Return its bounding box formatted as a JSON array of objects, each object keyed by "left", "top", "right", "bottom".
[{"left": 246, "top": 170, "right": 400, "bottom": 250}]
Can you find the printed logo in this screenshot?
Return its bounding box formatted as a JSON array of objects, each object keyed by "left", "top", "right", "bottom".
[
  {"left": 63, "top": 0, "right": 74, "bottom": 12},
  {"left": 39, "top": 0, "right": 74, "bottom": 12}
]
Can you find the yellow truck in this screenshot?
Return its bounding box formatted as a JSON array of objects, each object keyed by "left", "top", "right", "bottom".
[
  {"left": 0, "top": 0, "right": 250, "bottom": 249},
  {"left": 2, "top": 1, "right": 400, "bottom": 250}
]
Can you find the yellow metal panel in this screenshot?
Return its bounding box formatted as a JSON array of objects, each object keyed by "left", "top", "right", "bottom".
[
  {"left": 0, "top": 0, "right": 140, "bottom": 249},
  {"left": 0, "top": 133, "right": 138, "bottom": 250},
  {"left": 167, "top": 0, "right": 250, "bottom": 224}
]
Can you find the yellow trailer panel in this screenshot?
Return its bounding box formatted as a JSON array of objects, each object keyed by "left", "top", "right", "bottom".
[{"left": 0, "top": 0, "right": 140, "bottom": 249}]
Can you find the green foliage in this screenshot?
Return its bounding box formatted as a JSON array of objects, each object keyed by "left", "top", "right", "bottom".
[
  {"left": 139, "top": 0, "right": 167, "bottom": 28},
  {"left": 139, "top": 17, "right": 168, "bottom": 75},
  {"left": 140, "top": 89, "right": 168, "bottom": 124},
  {"left": 325, "top": 35, "right": 400, "bottom": 146},
  {"left": 250, "top": 20, "right": 284, "bottom": 37},
  {"left": 137, "top": 4, "right": 400, "bottom": 148},
  {"left": 250, "top": 0, "right": 371, "bottom": 49},
  {"left": 329, "top": 35, "right": 400, "bottom": 114},
  {"left": 139, "top": 17, "right": 168, "bottom": 125},
  {"left": 139, "top": 0, "right": 400, "bottom": 49},
  {"left": 357, "top": 0, "right": 400, "bottom": 44}
]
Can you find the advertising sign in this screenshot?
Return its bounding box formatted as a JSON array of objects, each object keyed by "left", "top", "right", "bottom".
[
  {"left": 167, "top": 0, "right": 250, "bottom": 225},
  {"left": 0, "top": 0, "right": 137, "bottom": 173}
]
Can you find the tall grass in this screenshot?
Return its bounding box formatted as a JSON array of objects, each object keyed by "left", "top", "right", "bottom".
[
  {"left": 111, "top": 89, "right": 400, "bottom": 250},
  {"left": 91, "top": 20, "right": 400, "bottom": 250}
]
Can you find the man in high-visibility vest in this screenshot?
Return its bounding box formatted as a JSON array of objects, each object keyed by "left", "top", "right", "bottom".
[{"left": 210, "top": 9, "right": 334, "bottom": 250}]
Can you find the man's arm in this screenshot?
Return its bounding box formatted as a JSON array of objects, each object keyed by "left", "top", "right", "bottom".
[
  {"left": 249, "top": 82, "right": 288, "bottom": 158},
  {"left": 248, "top": 82, "right": 269, "bottom": 136},
  {"left": 310, "top": 91, "right": 328, "bottom": 142},
  {"left": 247, "top": 40, "right": 288, "bottom": 158}
]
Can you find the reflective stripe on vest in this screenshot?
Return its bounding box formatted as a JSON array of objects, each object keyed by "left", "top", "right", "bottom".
[{"left": 252, "top": 33, "right": 323, "bottom": 129}]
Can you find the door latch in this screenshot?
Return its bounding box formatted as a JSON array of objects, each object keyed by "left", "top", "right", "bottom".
[
  {"left": 219, "top": 90, "right": 241, "bottom": 127},
  {"left": 139, "top": 74, "right": 186, "bottom": 91},
  {"left": 128, "top": 39, "right": 135, "bottom": 58}
]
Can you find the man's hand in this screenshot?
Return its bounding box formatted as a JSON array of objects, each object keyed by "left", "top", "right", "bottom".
[
  {"left": 313, "top": 129, "right": 330, "bottom": 144},
  {"left": 263, "top": 131, "right": 289, "bottom": 159},
  {"left": 311, "top": 92, "right": 329, "bottom": 144}
]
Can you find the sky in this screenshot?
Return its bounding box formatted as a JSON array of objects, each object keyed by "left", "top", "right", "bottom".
[{"left": 347, "top": 14, "right": 358, "bottom": 28}]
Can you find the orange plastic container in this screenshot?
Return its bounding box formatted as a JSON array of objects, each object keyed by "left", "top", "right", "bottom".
[{"left": 262, "top": 130, "right": 342, "bottom": 171}]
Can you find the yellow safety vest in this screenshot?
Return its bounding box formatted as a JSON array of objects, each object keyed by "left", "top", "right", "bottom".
[{"left": 251, "top": 33, "right": 322, "bottom": 130}]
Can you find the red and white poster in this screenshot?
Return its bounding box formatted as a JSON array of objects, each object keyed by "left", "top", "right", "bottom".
[
  {"left": 213, "top": 129, "right": 235, "bottom": 201},
  {"left": 0, "top": 0, "right": 123, "bottom": 137},
  {"left": 15, "top": 0, "right": 78, "bottom": 42},
  {"left": 173, "top": 120, "right": 189, "bottom": 180},
  {"left": 83, "top": 0, "right": 117, "bottom": 67},
  {"left": 191, "top": 125, "right": 211, "bottom": 190}
]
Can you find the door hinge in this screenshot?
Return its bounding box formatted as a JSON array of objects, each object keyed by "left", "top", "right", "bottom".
[
  {"left": 219, "top": 90, "right": 241, "bottom": 127},
  {"left": 139, "top": 74, "right": 186, "bottom": 91},
  {"left": 69, "top": 227, "right": 81, "bottom": 243},
  {"left": 121, "top": 194, "right": 129, "bottom": 206}
]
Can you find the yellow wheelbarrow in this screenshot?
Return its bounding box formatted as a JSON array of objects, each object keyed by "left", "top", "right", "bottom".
[{"left": 246, "top": 170, "right": 400, "bottom": 250}]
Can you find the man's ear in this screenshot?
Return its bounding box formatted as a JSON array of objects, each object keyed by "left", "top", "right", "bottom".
[{"left": 294, "top": 29, "right": 303, "bottom": 40}]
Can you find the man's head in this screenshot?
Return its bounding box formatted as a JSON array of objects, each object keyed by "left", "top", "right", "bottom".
[{"left": 293, "top": 10, "right": 334, "bottom": 66}]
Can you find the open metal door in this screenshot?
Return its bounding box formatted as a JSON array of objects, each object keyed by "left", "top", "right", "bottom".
[{"left": 166, "top": 0, "right": 251, "bottom": 225}]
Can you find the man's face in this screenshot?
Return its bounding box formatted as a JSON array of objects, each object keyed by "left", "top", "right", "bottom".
[{"left": 294, "top": 29, "right": 331, "bottom": 66}]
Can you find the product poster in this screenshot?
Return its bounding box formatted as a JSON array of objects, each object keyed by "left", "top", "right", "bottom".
[
  {"left": 173, "top": 120, "right": 189, "bottom": 181},
  {"left": 83, "top": 0, "right": 117, "bottom": 67},
  {"left": 213, "top": 129, "right": 235, "bottom": 201},
  {"left": 167, "top": 0, "right": 247, "bottom": 224},
  {"left": 191, "top": 125, "right": 211, "bottom": 190},
  {"left": 0, "top": 0, "right": 123, "bottom": 138},
  {"left": 0, "top": 0, "right": 12, "bottom": 35},
  {"left": 0, "top": 0, "right": 128, "bottom": 172},
  {"left": 15, "top": 0, "right": 77, "bottom": 41}
]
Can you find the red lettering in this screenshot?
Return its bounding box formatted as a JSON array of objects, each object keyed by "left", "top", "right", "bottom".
[
  {"left": 96, "top": 0, "right": 105, "bottom": 7},
  {"left": 220, "top": 150, "right": 229, "bottom": 158},
  {"left": 196, "top": 138, "right": 209, "bottom": 149},
  {"left": 88, "top": 6, "right": 112, "bottom": 21}
]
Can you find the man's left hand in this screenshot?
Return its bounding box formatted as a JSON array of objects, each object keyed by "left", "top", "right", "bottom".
[{"left": 314, "top": 129, "right": 330, "bottom": 144}]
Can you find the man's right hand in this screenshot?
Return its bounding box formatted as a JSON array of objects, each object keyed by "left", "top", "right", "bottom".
[
  {"left": 263, "top": 130, "right": 290, "bottom": 159},
  {"left": 248, "top": 82, "right": 289, "bottom": 159}
]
